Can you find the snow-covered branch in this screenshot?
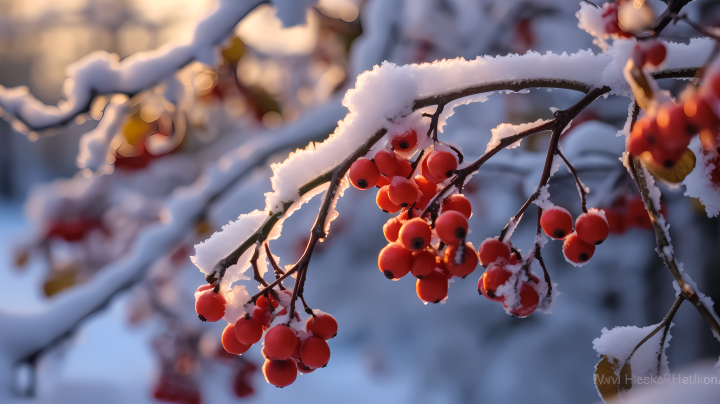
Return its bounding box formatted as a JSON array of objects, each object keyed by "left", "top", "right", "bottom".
[{"left": 0, "top": 0, "right": 266, "bottom": 133}]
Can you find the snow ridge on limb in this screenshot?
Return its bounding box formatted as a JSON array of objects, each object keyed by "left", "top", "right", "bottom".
[{"left": 0, "top": 0, "right": 267, "bottom": 133}]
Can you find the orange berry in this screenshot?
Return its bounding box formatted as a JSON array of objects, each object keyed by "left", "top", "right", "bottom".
[
  {"left": 399, "top": 218, "right": 432, "bottom": 251},
  {"left": 391, "top": 129, "right": 418, "bottom": 151},
  {"left": 388, "top": 177, "right": 419, "bottom": 207},
  {"left": 562, "top": 233, "right": 595, "bottom": 264},
  {"left": 234, "top": 315, "right": 263, "bottom": 346},
  {"left": 427, "top": 150, "right": 458, "bottom": 180},
  {"left": 349, "top": 159, "right": 381, "bottom": 190},
  {"left": 306, "top": 313, "right": 338, "bottom": 340},
  {"left": 222, "top": 323, "right": 251, "bottom": 355},
  {"left": 477, "top": 238, "right": 511, "bottom": 267},
  {"left": 435, "top": 211, "right": 468, "bottom": 245},
  {"left": 540, "top": 206, "right": 573, "bottom": 240},
  {"left": 441, "top": 194, "right": 472, "bottom": 218},
  {"left": 262, "top": 359, "right": 297, "bottom": 388},
  {"left": 410, "top": 249, "right": 436, "bottom": 279},
  {"left": 376, "top": 185, "right": 401, "bottom": 213},
  {"left": 443, "top": 242, "right": 478, "bottom": 277},
  {"left": 300, "top": 336, "right": 331, "bottom": 368},
  {"left": 378, "top": 243, "right": 412, "bottom": 280},
  {"left": 264, "top": 325, "right": 298, "bottom": 361},
  {"left": 575, "top": 211, "right": 609, "bottom": 245},
  {"left": 416, "top": 270, "right": 449, "bottom": 303}
]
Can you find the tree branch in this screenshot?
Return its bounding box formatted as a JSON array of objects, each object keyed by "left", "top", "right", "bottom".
[{"left": 556, "top": 149, "right": 588, "bottom": 213}]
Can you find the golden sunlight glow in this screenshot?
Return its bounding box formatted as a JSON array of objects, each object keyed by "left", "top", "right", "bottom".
[{"left": 235, "top": 5, "right": 319, "bottom": 56}]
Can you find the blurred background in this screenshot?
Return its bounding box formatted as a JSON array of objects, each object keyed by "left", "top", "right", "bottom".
[{"left": 1, "top": 0, "right": 720, "bottom": 403}]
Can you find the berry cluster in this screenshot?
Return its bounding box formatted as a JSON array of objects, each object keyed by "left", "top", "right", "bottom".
[
  {"left": 541, "top": 206, "right": 609, "bottom": 265},
  {"left": 603, "top": 195, "right": 666, "bottom": 234},
  {"left": 629, "top": 70, "right": 720, "bottom": 168},
  {"left": 601, "top": 1, "right": 633, "bottom": 40},
  {"left": 194, "top": 285, "right": 338, "bottom": 388}
]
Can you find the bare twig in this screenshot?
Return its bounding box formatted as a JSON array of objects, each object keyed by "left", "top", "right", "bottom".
[{"left": 556, "top": 149, "right": 588, "bottom": 213}]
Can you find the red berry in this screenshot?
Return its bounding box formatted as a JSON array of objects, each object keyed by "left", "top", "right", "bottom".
[
  {"left": 349, "top": 159, "right": 380, "bottom": 190},
  {"left": 477, "top": 238, "right": 511, "bottom": 267},
  {"left": 627, "top": 197, "right": 652, "bottom": 229},
  {"left": 480, "top": 265, "right": 512, "bottom": 302},
  {"left": 441, "top": 194, "right": 472, "bottom": 218},
  {"left": 296, "top": 360, "right": 316, "bottom": 374},
  {"left": 253, "top": 306, "right": 272, "bottom": 329},
  {"left": 262, "top": 359, "right": 297, "bottom": 388},
  {"left": 435, "top": 210, "right": 468, "bottom": 245},
  {"left": 195, "top": 288, "right": 226, "bottom": 322},
  {"left": 399, "top": 218, "right": 432, "bottom": 251},
  {"left": 378, "top": 243, "right": 412, "bottom": 280},
  {"left": 396, "top": 158, "right": 413, "bottom": 178},
  {"left": 415, "top": 175, "right": 439, "bottom": 210},
  {"left": 234, "top": 315, "right": 263, "bottom": 345},
  {"left": 575, "top": 211, "right": 609, "bottom": 245},
  {"left": 376, "top": 175, "right": 391, "bottom": 188},
  {"left": 264, "top": 325, "right": 298, "bottom": 361},
  {"left": 222, "top": 323, "right": 251, "bottom": 355},
  {"left": 300, "top": 336, "right": 331, "bottom": 368},
  {"left": 388, "top": 177, "right": 419, "bottom": 207},
  {"left": 421, "top": 155, "right": 443, "bottom": 184},
  {"left": 416, "top": 270, "right": 449, "bottom": 303},
  {"left": 197, "top": 283, "right": 215, "bottom": 293},
  {"left": 540, "top": 206, "right": 573, "bottom": 240},
  {"left": 443, "top": 242, "right": 478, "bottom": 277},
  {"left": 391, "top": 129, "right": 418, "bottom": 151},
  {"left": 645, "top": 41, "right": 666, "bottom": 67},
  {"left": 410, "top": 249, "right": 436, "bottom": 279},
  {"left": 562, "top": 233, "right": 596, "bottom": 264},
  {"left": 306, "top": 313, "right": 338, "bottom": 340},
  {"left": 374, "top": 149, "right": 400, "bottom": 176},
  {"left": 656, "top": 103, "right": 691, "bottom": 148},
  {"left": 700, "top": 128, "right": 720, "bottom": 155},
  {"left": 376, "top": 186, "right": 401, "bottom": 213},
  {"left": 504, "top": 282, "right": 539, "bottom": 317},
  {"left": 383, "top": 217, "right": 403, "bottom": 242},
  {"left": 434, "top": 255, "right": 453, "bottom": 279},
  {"left": 256, "top": 294, "right": 280, "bottom": 311},
  {"left": 427, "top": 150, "right": 458, "bottom": 180},
  {"left": 711, "top": 73, "right": 720, "bottom": 100},
  {"left": 631, "top": 43, "right": 646, "bottom": 67},
  {"left": 685, "top": 95, "right": 720, "bottom": 131}
]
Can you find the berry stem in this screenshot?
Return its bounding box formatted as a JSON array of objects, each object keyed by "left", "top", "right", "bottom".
[
  {"left": 555, "top": 149, "right": 588, "bottom": 214},
  {"left": 264, "top": 242, "right": 287, "bottom": 290},
  {"left": 249, "top": 242, "right": 280, "bottom": 302}
]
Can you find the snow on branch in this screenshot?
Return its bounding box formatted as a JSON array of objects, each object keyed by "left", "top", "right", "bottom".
[
  {"left": 0, "top": 0, "right": 267, "bottom": 133},
  {"left": 0, "top": 98, "right": 345, "bottom": 367},
  {"left": 193, "top": 42, "right": 710, "bottom": 311}
]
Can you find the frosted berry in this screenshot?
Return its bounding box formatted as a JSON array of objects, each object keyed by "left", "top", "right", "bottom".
[
  {"left": 349, "top": 159, "right": 380, "bottom": 190},
  {"left": 378, "top": 243, "right": 412, "bottom": 280},
  {"left": 253, "top": 306, "right": 273, "bottom": 329},
  {"left": 415, "top": 175, "right": 439, "bottom": 210},
  {"left": 391, "top": 129, "right": 418, "bottom": 151},
  {"left": 222, "top": 323, "right": 251, "bottom": 355},
  {"left": 234, "top": 315, "right": 263, "bottom": 345},
  {"left": 306, "top": 313, "right": 338, "bottom": 340},
  {"left": 388, "top": 177, "right": 419, "bottom": 207},
  {"left": 399, "top": 218, "right": 432, "bottom": 251},
  {"left": 435, "top": 210, "right": 468, "bottom": 245},
  {"left": 505, "top": 282, "right": 539, "bottom": 317},
  {"left": 441, "top": 194, "right": 472, "bottom": 218},
  {"left": 410, "top": 249, "right": 436, "bottom": 279},
  {"left": 427, "top": 150, "right": 458, "bottom": 179},
  {"left": 374, "top": 149, "right": 400, "bottom": 176},
  {"left": 562, "top": 233, "right": 595, "bottom": 264},
  {"left": 540, "top": 206, "right": 573, "bottom": 240},
  {"left": 195, "top": 287, "right": 226, "bottom": 322},
  {"left": 300, "top": 336, "right": 331, "bottom": 368},
  {"left": 264, "top": 324, "right": 298, "bottom": 361},
  {"left": 435, "top": 255, "right": 453, "bottom": 280},
  {"left": 421, "top": 155, "right": 443, "bottom": 184},
  {"left": 477, "top": 238, "right": 511, "bottom": 267},
  {"left": 575, "top": 211, "right": 609, "bottom": 245},
  {"left": 443, "top": 242, "right": 478, "bottom": 277},
  {"left": 480, "top": 265, "right": 512, "bottom": 302},
  {"left": 416, "top": 270, "right": 449, "bottom": 303},
  {"left": 262, "top": 359, "right": 297, "bottom": 388},
  {"left": 376, "top": 185, "right": 401, "bottom": 213}
]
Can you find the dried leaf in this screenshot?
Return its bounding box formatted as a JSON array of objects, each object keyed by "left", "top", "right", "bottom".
[
  {"left": 641, "top": 148, "right": 696, "bottom": 184},
  {"left": 222, "top": 36, "right": 245, "bottom": 65},
  {"left": 594, "top": 355, "right": 632, "bottom": 403},
  {"left": 624, "top": 59, "right": 654, "bottom": 111},
  {"left": 43, "top": 267, "right": 77, "bottom": 297}
]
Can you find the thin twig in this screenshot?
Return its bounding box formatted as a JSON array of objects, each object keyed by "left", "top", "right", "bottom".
[
  {"left": 556, "top": 149, "right": 588, "bottom": 213},
  {"left": 623, "top": 295, "right": 684, "bottom": 372}
]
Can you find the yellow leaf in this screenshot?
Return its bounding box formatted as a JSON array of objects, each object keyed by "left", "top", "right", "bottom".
[
  {"left": 594, "top": 355, "right": 633, "bottom": 403},
  {"left": 222, "top": 36, "right": 245, "bottom": 65},
  {"left": 640, "top": 148, "right": 696, "bottom": 184},
  {"left": 123, "top": 114, "right": 151, "bottom": 147},
  {"left": 43, "top": 268, "right": 77, "bottom": 297}
]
